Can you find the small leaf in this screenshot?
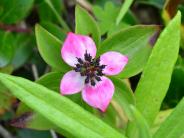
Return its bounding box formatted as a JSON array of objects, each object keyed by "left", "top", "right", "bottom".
[
  {"left": 0, "top": 31, "right": 14, "bottom": 67},
  {"left": 98, "top": 25, "right": 158, "bottom": 78},
  {"left": 153, "top": 98, "right": 184, "bottom": 138},
  {"left": 35, "top": 24, "right": 70, "bottom": 72},
  {"left": 75, "top": 5, "right": 101, "bottom": 47}
]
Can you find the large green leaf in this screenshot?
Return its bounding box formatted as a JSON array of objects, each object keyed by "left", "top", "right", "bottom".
[
  {"left": 15, "top": 72, "right": 85, "bottom": 131},
  {"left": 0, "top": 0, "right": 34, "bottom": 24},
  {"left": 0, "top": 73, "right": 125, "bottom": 138},
  {"left": 98, "top": 25, "right": 158, "bottom": 78},
  {"left": 153, "top": 98, "right": 184, "bottom": 138},
  {"left": 35, "top": 24, "right": 70, "bottom": 72},
  {"left": 126, "top": 11, "right": 181, "bottom": 138},
  {"left": 0, "top": 31, "right": 14, "bottom": 67},
  {"left": 75, "top": 5, "right": 101, "bottom": 47},
  {"left": 134, "top": 11, "right": 180, "bottom": 126}
]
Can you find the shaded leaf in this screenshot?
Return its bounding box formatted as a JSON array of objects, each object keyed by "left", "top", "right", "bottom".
[
  {"left": 0, "top": 31, "right": 14, "bottom": 67},
  {"left": 0, "top": 0, "right": 34, "bottom": 24}
]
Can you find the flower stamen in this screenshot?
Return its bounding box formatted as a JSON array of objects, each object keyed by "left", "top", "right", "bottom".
[{"left": 74, "top": 51, "right": 106, "bottom": 86}]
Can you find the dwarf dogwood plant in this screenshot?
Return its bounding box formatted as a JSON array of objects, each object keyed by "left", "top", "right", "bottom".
[{"left": 0, "top": 2, "right": 183, "bottom": 138}]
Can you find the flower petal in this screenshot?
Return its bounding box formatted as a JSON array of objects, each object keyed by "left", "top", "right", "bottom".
[
  {"left": 82, "top": 76, "right": 114, "bottom": 112},
  {"left": 60, "top": 70, "right": 85, "bottom": 95},
  {"left": 61, "top": 32, "right": 97, "bottom": 66},
  {"left": 100, "top": 51, "right": 128, "bottom": 76}
]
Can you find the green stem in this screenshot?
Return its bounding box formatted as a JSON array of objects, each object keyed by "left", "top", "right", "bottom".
[
  {"left": 116, "top": 0, "right": 134, "bottom": 26},
  {"left": 45, "top": 0, "right": 70, "bottom": 32}
]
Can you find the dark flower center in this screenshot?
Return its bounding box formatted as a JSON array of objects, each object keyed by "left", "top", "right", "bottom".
[{"left": 74, "top": 51, "right": 106, "bottom": 86}]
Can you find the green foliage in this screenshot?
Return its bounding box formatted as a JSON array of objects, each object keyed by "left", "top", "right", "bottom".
[
  {"left": 75, "top": 5, "right": 101, "bottom": 46},
  {"left": 0, "top": 73, "right": 125, "bottom": 138},
  {"left": 98, "top": 25, "right": 157, "bottom": 78},
  {"left": 11, "top": 34, "right": 35, "bottom": 69},
  {"left": 153, "top": 98, "right": 184, "bottom": 138},
  {"left": 116, "top": 0, "right": 134, "bottom": 25},
  {"left": 135, "top": 11, "right": 181, "bottom": 125},
  {"left": 0, "top": 1, "right": 184, "bottom": 138},
  {"left": 127, "top": 11, "right": 181, "bottom": 138},
  {"left": 35, "top": 24, "right": 70, "bottom": 72},
  {"left": 0, "top": 0, "right": 34, "bottom": 24},
  {"left": 93, "top": 2, "right": 137, "bottom": 36},
  {"left": 0, "top": 31, "right": 14, "bottom": 67}
]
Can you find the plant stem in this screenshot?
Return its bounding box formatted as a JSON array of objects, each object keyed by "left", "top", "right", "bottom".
[
  {"left": 116, "top": 0, "right": 134, "bottom": 26},
  {"left": 0, "top": 23, "right": 32, "bottom": 33},
  {"left": 0, "top": 125, "right": 13, "bottom": 138},
  {"left": 31, "top": 64, "right": 39, "bottom": 80},
  {"left": 50, "top": 129, "right": 58, "bottom": 138}
]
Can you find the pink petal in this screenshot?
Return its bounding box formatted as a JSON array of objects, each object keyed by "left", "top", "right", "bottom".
[
  {"left": 60, "top": 70, "right": 85, "bottom": 95},
  {"left": 82, "top": 76, "right": 114, "bottom": 112},
  {"left": 61, "top": 32, "right": 97, "bottom": 66},
  {"left": 100, "top": 51, "right": 128, "bottom": 76}
]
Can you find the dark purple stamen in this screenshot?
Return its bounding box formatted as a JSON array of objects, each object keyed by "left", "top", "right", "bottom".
[{"left": 74, "top": 51, "right": 106, "bottom": 86}]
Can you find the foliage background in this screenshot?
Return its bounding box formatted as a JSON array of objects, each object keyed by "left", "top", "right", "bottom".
[{"left": 0, "top": 0, "right": 184, "bottom": 138}]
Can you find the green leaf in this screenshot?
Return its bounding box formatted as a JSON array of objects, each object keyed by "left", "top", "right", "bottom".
[
  {"left": 44, "top": 0, "right": 70, "bottom": 31},
  {"left": 18, "top": 129, "right": 52, "bottom": 138},
  {"left": 35, "top": 24, "right": 70, "bottom": 72},
  {"left": 129, "top": 105, "right": 151, "bottom": 138},
  {"left": 134, "top": 11, "right": 181, "bottom": 126},
  {"left": 37, "top": 0, "right": 61, "bottom": 23},
  {"left": 11, "top": 34, "right": 34, "bottom": 69},
  {"left": 153, "top": 98, "right": 184, "bottom": 138},
  {"left": 111, "top": 77, "right": 135, "bottom": 120},
  {"left": 0, "top": 82, "right": 14, "bottom": 110},
  {"left": 0, "top": 0, "right": 34, "bottom": 24},
  {"left": 75, "top": 5, "right": 101, "bottom": 47},
  {"left": 95, "top": 77, "right": 135, "bottom": 132},
  {"left": 0, "top": 65, "right": 13, "bottom": 74},
  {"left": 126, "top": 11, "right": 181, "bottom": 138},
  {"left": 15, "top": 72, "right": 84, "bottom": 131},
  {"left": 40, "top": 22, "right": 66, "bottom": 41},
  {"left": 98, "top": 25, "right": 157, "bottom": 78},
  {"left": 163, "top": 56, "right": 184, "bottom": 108},
  {"left": 93, "top": 2, "right": 136, "bottom": 35},
  {"left": 0, "top": 31, "right": 14, "bottom": 67},
  {"left": 0, "top": 73, "right": 125, "bottom": 138},
  {"left": 151, "top": 109, "right": 173, "bottom": 134},
  {"left": 116, "top": 0, "right": 134, "bottom": 25}
]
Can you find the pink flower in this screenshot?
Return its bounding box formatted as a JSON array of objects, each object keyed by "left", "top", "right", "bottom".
[{"left": 60, "top": 32, "right": 128, "bottom": 112}]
